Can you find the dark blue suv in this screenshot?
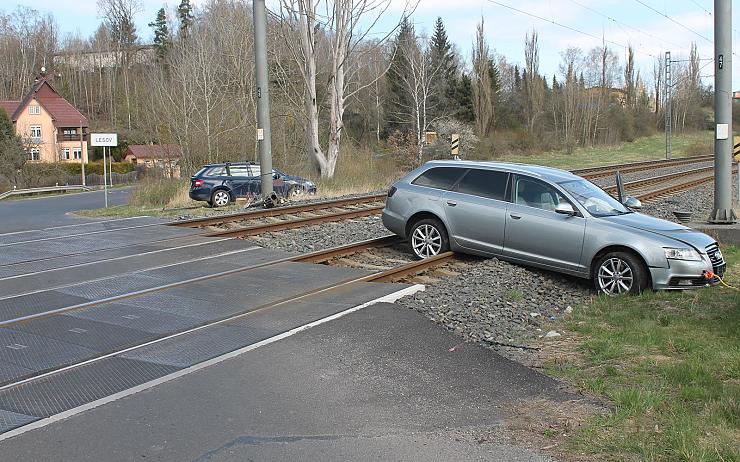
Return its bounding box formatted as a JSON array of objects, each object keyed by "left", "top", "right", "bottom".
[{"left": 189, "top": 162, "right": 317, "bottom": 207}]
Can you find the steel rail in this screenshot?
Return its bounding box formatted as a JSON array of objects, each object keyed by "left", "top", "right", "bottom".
[
  {"left": 572, "top": 155, "right": 712, "bottom": 179},
  {"left": 603, "top": 165, "right": 714, "bottom": 194},
  {"left": 172, "top": 193, "right": 387, "bottom": 228},
  {"left": 0, "top": 238, "right": 453, "bottom": 392},
  {"left": 635, "top": 167, "right": 738, "bottom": 202},
  {"left": 206, "top": 205, "right": 385, "bottom": 238}
]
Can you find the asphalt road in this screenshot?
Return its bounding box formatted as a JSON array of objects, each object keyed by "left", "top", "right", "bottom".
[
  {"left": 0, "top": 187, "right": 130, "bottom": 233},
  {"left": 0, "top": 303, "right": 568, "bottom": 461}
]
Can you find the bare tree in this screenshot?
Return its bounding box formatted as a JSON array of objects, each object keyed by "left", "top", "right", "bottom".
[
  {"left": 472, "top": 18, "right": 493, "bottom": 137},
  {"left": 523, "top": 29, "right": 543, "bottom": 132},
  {"left": 280, "top": 0, "right": 416, "bottom": 177}
]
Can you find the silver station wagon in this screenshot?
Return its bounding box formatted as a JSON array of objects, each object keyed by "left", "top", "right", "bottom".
[{"left": 382, "top": 161, "right": 727, "bottom": 295}]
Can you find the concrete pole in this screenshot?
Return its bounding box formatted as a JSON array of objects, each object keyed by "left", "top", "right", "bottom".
[
  {"left": 709, "top": 0, "right": 737, "bottom": 223},
  {"left": 253, "top": 0, "right": 273, "bottom": 202}
]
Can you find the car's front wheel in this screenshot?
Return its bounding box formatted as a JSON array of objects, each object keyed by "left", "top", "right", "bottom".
[
  {"left": 409, "top": 218, "right": 449, "bottom": 259},
  {"left": 287, "top": 185, "right": 305, "bottom": 199},
  {"left": 593, "top": 251, "right": 648, "bottom": 296},
  {"left": 211, "top": 190, "right": 231, "bottom": 207}
]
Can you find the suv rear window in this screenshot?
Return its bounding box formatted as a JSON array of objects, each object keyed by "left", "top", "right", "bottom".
[
  {"left": 411, "top": 167, "right": 465, "bottom": 190},
  {"left": 456, "top": 169, "right": 509, "bottom": 200}
]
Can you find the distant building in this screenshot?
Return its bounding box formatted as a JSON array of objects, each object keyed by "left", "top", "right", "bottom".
[
  {"left": 53, "top": 45, "right": 155, "bottom": 71},
  {"left": 123, "top": 144, "right": 182, "bottom": 178},
  {"left": 0, "top": 76, "right": 89, "bottom": 163}
]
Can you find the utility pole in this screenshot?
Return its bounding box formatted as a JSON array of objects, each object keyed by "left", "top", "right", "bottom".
[
  {"left": 709, "top": 0, "right": 737, "bottom": 223},
  {"left": 253, "top": 0, "right": 273, "bottom": 204},
  {"left": 664, "top": 51, "right": 672, "bottom": 160}
]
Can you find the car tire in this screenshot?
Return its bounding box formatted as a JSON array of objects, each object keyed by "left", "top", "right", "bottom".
[
  {"left": 286, "top": 185, "right": 305, "bottom": 199},
  {"left": 211, "top": 189, "right": 231, "bottom": 207},
  {"left": 593, "top": 251, "right": 648, "bottom": 296},
  {"left": 409, "top": 218, "right": 449, "bottom": 260}
]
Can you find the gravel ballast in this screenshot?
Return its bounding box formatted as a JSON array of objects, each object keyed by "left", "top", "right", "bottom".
[{"left": 241, "top": 173, "right": 736, "bottom": 360}]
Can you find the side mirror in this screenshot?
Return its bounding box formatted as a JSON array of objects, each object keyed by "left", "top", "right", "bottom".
[
  {"left": 555, "top": 202, "right": 576, "bottom": 216},
  {"left": 273, "top": 172, "right": 280, "bottom": 179},
  {"left": 623, "top": 196, "right": 642, "bottom": 210}
]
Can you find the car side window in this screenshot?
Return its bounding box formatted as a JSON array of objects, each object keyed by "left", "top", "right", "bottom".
[
  {"left": 228, "top": 166, "right": 250, "bottom": 177},
  {"left": 249, "top": 165, "right": 262, "bottom": 178},
  {"left": 207, "top": 166, "right": 227, "bottom": 177},
  {"left": 455, "top": 169, "right": 509, "bottom": 200},
  {"left": 411, "top": 167, "right": 466, "bottom": 190},
  {"left": 514, "top": 177, "right": 567, "bottom": 212}
]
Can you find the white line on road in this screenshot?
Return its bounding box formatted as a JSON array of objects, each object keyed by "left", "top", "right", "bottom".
[{"left": 0, "top": 284, "right": 424, "bottom": 441}]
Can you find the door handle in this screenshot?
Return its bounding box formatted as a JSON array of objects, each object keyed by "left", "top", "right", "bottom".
[
  {"left": 510, "top": 214, "right": 521, "bottom": 220},
  {"left": 446, "top": 200, "right": 457, "bottom": 207}
]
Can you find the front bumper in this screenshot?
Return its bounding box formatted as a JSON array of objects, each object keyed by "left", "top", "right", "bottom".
[{"left": 649, "top": 254, "right": 726, "bottom": 290}]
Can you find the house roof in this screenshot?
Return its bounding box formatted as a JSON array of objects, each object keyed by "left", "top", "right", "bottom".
[
  {"left": 0, "top": 101, "right": 20, "bottom": 118},
  {"left": 0, "top": 77, "right": 87, "bottom": 127},
  {"left": 124, "top": 144, "right": 182, "bottom": 159}
]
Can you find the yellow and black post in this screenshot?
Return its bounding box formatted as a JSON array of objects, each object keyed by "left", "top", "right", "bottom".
[{"left": 451, "top": 134, "right": 460, "bottom": 160}]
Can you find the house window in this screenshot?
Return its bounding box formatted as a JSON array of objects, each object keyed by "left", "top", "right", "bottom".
[
  {"left": 28, "top": 148, "right": 40, "bottom": 161},
  {"left": 62, "top": 148, "right": 70, "bottom": 160},
  {"left": 73, "top": 148, "right": 82, "bottom": 160},
  {"left": 29, "top": 105, "right": 40, "bottom": 115},
  {"left": 30, "top": 125, "right": 42, "bottom": 138}
]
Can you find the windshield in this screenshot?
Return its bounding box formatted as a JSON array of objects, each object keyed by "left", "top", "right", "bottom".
[{"left": 558, "top": 179, "right": 630, "bottom": 217}]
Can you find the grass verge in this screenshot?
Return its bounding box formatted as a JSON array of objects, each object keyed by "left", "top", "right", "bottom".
[
  {"left": 495, "top": 131, "right": 712, "bottom": 170},
  {"left": 547, "top": 246, "right": 739, "bottom": 461}
]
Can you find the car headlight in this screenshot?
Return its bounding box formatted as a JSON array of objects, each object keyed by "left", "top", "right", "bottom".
[{"left": 664, "top": 248, "right": 702, "bottom": 261}]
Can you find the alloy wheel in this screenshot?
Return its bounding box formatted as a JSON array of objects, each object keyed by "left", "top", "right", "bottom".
[
  {"left": 213, "top": 191, "right": 230, "bottom": 207},
  {"left": 597, "top": 257, "right": 634, "bottom": 295},
  {"left": 411, "top": 224, "right": 442, "bottom": 258}
]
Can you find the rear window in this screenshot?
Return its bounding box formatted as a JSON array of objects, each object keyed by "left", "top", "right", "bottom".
[
  {"left": 249, "top": 165, "right": 262, "bottom": 177},
  {"left": 455, "top": 169, "right": 509, "bottom": 200},
  {"left": 411, "top": 167, "right": 465, "bottom": 190}
]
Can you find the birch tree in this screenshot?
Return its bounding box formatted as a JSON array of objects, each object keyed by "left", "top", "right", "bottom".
[{"left": 280, "top": 0, "right": 416, "bottom": 177}]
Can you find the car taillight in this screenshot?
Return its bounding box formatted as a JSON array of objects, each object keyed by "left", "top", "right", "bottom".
[
  {"left": 387, "top": 185, "right": 397, "bottom": 197},
  {"left": 193, "top": 179, "right": 204, "bottom": 187}
]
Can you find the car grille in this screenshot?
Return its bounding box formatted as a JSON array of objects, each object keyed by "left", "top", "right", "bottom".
[{"left": 706, "top": 243, "right": 726, "bottom": 275}]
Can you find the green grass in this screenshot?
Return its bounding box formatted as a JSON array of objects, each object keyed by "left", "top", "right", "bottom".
[
  {"left": 548, "top": 246, "right": 740, "bottom": 461},
  {"left": 496, "top": 131, "right": 712, "bottom": 170}
]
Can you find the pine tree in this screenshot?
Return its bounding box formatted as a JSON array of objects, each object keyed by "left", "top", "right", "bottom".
[
  {"left": 454, "top": 74, "right": 475, "bottom": 123},
  {"left": 386, "top": 17, "right": 416, "bottom": 135},
  {"left": 149, "top": 7, "right": 170, "bottom": 61},
  {"left": 0, "top": 109, "right": 28, "bottom": 184},
  {"left": 178, "top": 0, "right": 194, "bottom": 39},
  {"left": 429, "top": 17, "right": 457, "bottom": 123}
]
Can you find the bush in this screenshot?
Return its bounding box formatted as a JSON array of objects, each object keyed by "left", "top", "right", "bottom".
[
  {"left": 58, "top": 162, "right": 134, "bottom": 175},
  {"left": 129, "top": 178, "right": 187, "bottom": 208}
]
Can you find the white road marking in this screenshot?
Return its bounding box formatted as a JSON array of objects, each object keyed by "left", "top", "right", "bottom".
[{"left": 0, "top": 284, "right": 424, "bottom": 441}]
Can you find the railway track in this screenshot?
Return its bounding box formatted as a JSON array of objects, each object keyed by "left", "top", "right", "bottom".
[
  {"left": 572, "top": 154, "right": 713, "bottom": 179},
  {"left": 171, "top": 155, "right": 718, "bottom": 238},
  {"left": 0, "top": 235, "right": 456, "bottom": 397}
]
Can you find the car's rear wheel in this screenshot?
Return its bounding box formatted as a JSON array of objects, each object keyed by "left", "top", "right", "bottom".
[
  {"left": 211, "top": 190, "right": 231, "bottom": 207},
  {"left": 409, "top": 218, "right": 449, "bottom": 259},
  {"left": 593, "top": 251, "right": 647, "bottom": 296}
]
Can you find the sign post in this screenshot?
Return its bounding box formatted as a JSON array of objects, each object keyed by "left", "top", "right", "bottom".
[
  {"left": 451, "top": 134, "right": 460, "bottom": 160},
  {"left": 90, "top": 133, "right": 118, "bottom": 208}
]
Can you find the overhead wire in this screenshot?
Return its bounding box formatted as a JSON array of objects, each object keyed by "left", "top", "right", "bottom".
[
  {"left": 567, "top": 0, "right": 685, "bottom": 50},
  {"left": 633, "top": 0, "right": 712, "bottom": 43},
  {"left": 486, "top": 0, "right": 659, "bottom": 58}
]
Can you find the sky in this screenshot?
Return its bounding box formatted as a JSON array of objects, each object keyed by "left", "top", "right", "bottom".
[{"left": 4, "top": 0, "right": 740, "bottom": 90}]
